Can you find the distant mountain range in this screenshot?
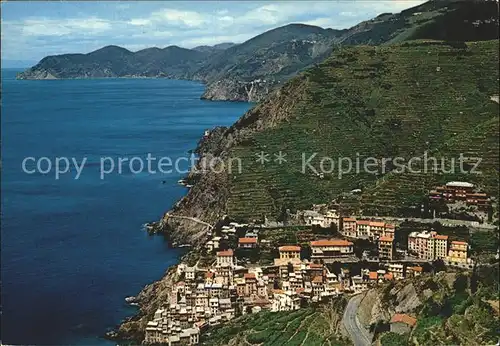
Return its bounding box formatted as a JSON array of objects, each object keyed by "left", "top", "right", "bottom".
[
  {"left": 17, "top": 0, "right": 499, "bottom": 102},
  {"left": 192, "top": 42, "right": 237, "bottom": 53}
]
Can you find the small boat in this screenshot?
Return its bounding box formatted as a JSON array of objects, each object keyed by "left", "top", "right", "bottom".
[{"left": 178, "top": 244, "right": 192, "bottom": 248}]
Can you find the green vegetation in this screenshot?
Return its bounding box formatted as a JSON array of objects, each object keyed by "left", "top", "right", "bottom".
[
  {"left": 201, "top": 300, "right": 351, "bottom": 346},
  {"left": 470, "top": 231, "right": 499, "bottom": 255},
  {"left": 224, "top": 40, "right": 498, "bottom": 220},
  {"left": 409, "top": 271, "right": 499, "bottom": 345},
  {"left": 380, "top": 332, "right": 408, "bottom": 346}
]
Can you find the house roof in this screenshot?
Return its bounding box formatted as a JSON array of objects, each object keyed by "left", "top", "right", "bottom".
[
  {"left": 239, "top": 237, "right": 258, "bottom": 244},
  {"left": 434, "top": 235, "right": 449, "bottom": 240},
  {"left": 279, "top": 245, "right": 301, "bottom": 252},
  {"left": 390, "top": 313, "right": 417, "bottom": 327},
  {"left": 244, "top": 273, "right": 256, "bottom": 280},
  {"left": 217, "top": 249, "right": 234, "bottom": 256},
  {"left": 343, "top": 217, "right": 356, "bottom": 222},
  {"left": 410, "top": 266, "right": 423, "bottom": 272},
  {"left": 309, "top": 263, "right": 323, "bottom": 269},
  {"left": 369, "top": 272, "right": 378, "bottom": 280},
  {"left": 379, "top": 236, "right": 394, "bottom": 242},
  {"left": 384, "top": 273, "right": 394, "bottom": 280},
  {"left": 385, "top": 224, "right": 396, "bottom": 229},
  {"left": 370, "top": 221, "right": 386, "bottom": 227},
  {"left": 311, "top": 239, "right": 353, "bottom": 247},
  {"left": 451, "top": 240, "right": 468, "bottom": 245},
  {"left": 446, "top": 181, "right": 474, "bottom": 188},
  {"left": 356, "top": 220, "right": 371, "bottom": 225}
]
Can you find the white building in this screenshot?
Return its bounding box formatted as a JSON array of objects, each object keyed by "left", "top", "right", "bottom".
[{"left": 271, "top": 290, "right": 300, "bottom": 312}]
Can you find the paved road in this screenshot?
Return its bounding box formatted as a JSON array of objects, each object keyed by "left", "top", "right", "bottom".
[
  {"left": 343, "top": 294, "right": 372, "bottom": 346},
  {"left": 164, "top": 213, "right": 214, "bottom": 229}
]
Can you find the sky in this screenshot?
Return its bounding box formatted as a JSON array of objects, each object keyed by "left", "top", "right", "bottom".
[{"left": 1, "top": 1, "right": 426, "bottom": 64}]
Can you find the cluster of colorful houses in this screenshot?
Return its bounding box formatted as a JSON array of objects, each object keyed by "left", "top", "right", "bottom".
[
  {"left": 143, "top": 190, "right": 476, "bottom": 345},
  {"left": 408, "top": 230, "right": 472, "bottom": 268},
  {"left": 144, "top": 240, "right": 428, "bottom": 345},
  {"left": 301, "top": 208, "right": 472, "bottom": 267}
]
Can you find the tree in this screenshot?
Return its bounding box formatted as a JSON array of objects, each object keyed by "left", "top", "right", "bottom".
[{"left": 380, "top": 332, "right": 408, "bottom": 346}]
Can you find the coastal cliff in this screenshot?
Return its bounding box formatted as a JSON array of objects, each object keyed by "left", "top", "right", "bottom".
[
  {"left": 115, "top": 267, "right": 178, "bottom": 341},
  {"left": 200, "top": 79, "right": 278, "bottom": 103}
]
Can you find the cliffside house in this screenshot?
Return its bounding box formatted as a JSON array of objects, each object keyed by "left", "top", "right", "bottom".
[{"left": 390, "top": 313, "right": 417, "bottom": 334}]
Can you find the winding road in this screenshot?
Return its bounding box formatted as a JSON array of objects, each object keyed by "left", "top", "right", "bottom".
[
  {"left": 164, "top": 213, "right": 214, "bottom": 229},
  {"left": 342, "top": 294, "right": 372, "bottom": 346}
]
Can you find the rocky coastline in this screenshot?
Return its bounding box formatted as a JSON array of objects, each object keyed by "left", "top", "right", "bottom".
[{"left": 17, "top": 68, "right": 274, "bottom": 102}]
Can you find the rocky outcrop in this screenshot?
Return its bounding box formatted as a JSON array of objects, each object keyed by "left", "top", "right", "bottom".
[
  {"left": 200, "top": 79, "right": 278, "bottom": 102},
  {"left": 112, "top": 266, "right": 179, "bottom": 342},
  {"left": 17, "top": 68, "right": 58, "bottom": 80},
  {"left": 357, "top": 272, "right": 457, "bottom": 327}
]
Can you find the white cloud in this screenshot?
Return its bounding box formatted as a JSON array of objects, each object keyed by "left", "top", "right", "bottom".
[
  {"left": 2, "top": 0, "right": 428, "bottom": 61},
  {"left": 150, "top": 9, "right": 207, "bottom": 27},
  {"left": 20, "top": 17, "right": 112, "bottom": 37},
  {"left": 128, "top": 18, "right": 151, "bottom": 26}
]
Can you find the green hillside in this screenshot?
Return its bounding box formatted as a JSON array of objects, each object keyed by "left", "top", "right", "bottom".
[
  {"left": 202, "top": 302, "right": 350, "bottom": 346},
  {"left": 223, "top": 40, "right": 499, "bottom": 221}
]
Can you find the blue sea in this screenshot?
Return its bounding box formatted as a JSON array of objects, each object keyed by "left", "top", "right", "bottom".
[{"left": 1, "top": 69, "right": 251, "bottom": 345}]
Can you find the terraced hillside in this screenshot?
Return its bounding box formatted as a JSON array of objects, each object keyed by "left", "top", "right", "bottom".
[
  {"left": 222, "top": 40, "right": 499, "bottom": 221},
  {"left": 201, "top": 303, "right": 350, "bottom": 346},
  {"left": 361, "top": 115, "right": 499, "bottom": 215}
]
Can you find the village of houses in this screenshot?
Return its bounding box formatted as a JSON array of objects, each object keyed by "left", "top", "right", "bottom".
[{"left": 144, "top": 182, "right": 486, "bottom": 345}]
